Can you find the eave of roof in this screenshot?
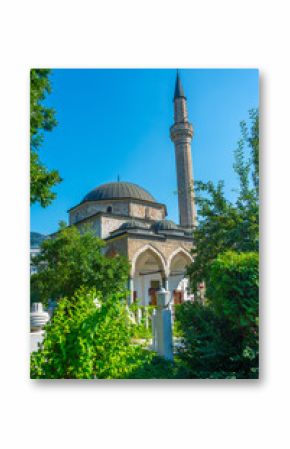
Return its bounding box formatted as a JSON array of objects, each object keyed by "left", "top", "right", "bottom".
[
  {"left": 67, "top": 197, "right": 168, "bottom": 215},
  {"left": 70, "top": 210, "right": 162, "bottom": 227},
  {"left": 105, "top": 229, "right": 193, "bottom": 243}
]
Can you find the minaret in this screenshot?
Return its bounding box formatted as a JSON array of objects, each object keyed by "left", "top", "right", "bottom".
[{"left": 170, "top": 71, "right": 196, "bottom": 228}]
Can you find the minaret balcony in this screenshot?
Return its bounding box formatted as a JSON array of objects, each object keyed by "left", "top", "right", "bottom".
[{"left": 170, "top": 122, "right": 193, "bottom": 143}]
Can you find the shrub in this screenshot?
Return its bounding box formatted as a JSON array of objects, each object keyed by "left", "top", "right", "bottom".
[
  {"left": 31, "top": 288, "right": 154, "bottom": 379},
  {"left": 208, "top": 251, "right": 259, "bottom": 339},
  {"left": 175, "top": 251, "right": 259, "bottom": 379},
  {"left": 130, "top": 303, "right": 155, "bottom": 340}
]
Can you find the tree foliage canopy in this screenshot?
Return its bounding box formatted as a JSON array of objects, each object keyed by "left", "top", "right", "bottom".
[
  {"left": 175, "top": 109, "right": 259, "bottom": 379},
  {"left": 31, "top": 224, "right": 130, "bottom": 303},
  {"left": 176, "top": 251, "right": 259, "bottom": 379},
  {"left": 30, "top": 69, "right": 61, "bottom": 207},
  {"left": 187, "top": 109, "right": 259, "bottom": 291}
]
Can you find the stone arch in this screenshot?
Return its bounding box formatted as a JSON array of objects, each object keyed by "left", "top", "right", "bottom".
[
  {"left": 167, "top": 248, "right": 193, "bottom": 303},
  {"left": 131, "top": 244, "right": 167, "bottom": 277},
  {"left": 131, "top": 244, "right": 167, "bottom": 306},
  {"left": 167, "top": 247, "right": 193, "bottom": 274}
]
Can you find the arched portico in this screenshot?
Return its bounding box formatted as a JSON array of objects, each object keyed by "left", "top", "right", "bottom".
[
  {"left": 130, "top": 244, "right": 167, "bottom": 305},
  {"left": 129, "top": 245, "right": 193, "bottom": 306},
  {"left": 167, "top": 248, "right": 193, "bottom": 303}
]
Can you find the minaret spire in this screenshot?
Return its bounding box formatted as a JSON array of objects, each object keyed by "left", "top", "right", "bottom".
[
  {"left": 170, "top": 71, "right": 196, "bottom": 228},
  {"left": 174, "top": 70, "right": 186, "bottom": 100}
]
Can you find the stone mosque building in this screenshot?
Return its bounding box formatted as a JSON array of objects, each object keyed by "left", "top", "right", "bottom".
[{"left": 69, "top": 73, "right": 196, "bottom": 306}]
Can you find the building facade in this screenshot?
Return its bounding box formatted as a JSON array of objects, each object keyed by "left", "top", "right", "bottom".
[{"left": 69, "top": 72, "right": 196, "bottom": 306}]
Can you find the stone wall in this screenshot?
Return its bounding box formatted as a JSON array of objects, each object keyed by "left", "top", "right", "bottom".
[
  {"left": 70, "top": 199, "right": 166, "bottom": 225},
  {"left": 127, "top": 237, "right": 192, "bottom": 264},
  {"left": 70, "top": 200, "right": 130, "bottom": 224},
  {"left": 105, "top": 235, "right": 129, "bottom": 258},
  {"left": 101, "top": 216, "right": 128, "bottom": 239},
  {"left": 76, "top": 216, "right": 101, "bottom": 237},
  {"left": 174, "top": 141, "right": 196, "bottom": 228},
  {"left": 129, "top": 202, "right": 165, "bottom": 220},
  {"left": 170, "top": 86, "right": 196, "bottom": 228},
  {"left": 112, "top": 201, "right": 129, "bottom": 216}
]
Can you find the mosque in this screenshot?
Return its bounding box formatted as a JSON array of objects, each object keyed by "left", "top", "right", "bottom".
[{"left": 68, "top": 73, "right": 196, "bottom": 306}]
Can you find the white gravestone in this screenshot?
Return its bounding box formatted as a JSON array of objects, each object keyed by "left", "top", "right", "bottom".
[
  {"left": 30, "top": 303, "right": 50, "bottom": 332},
  {"left": 152, "top": 288, "right": 173, "bottom": 361}
]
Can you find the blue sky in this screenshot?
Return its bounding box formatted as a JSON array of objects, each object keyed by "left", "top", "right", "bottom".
[{"left": 31, "top": 68, "right": 259, "bottom": 235}]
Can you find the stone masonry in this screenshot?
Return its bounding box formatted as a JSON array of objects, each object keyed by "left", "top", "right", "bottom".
[{"left": 170, "top": 74, "right": 196, "bottom": 228}]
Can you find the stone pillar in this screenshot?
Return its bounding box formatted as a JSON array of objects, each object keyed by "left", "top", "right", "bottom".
[
  {"left": 162, "top": 276, "right": 169, "bottom": 291},
  {"left": 136, "top": 306, "right": 142, "bottom": 324},
  {"left": 152, "top": 288, "right": 173, "bottom": 361},
  {"left": 128, "top": 277, "right": 134, "bottom": 305},
  {"left": 144, "top": 306, "right": 149, "bottom": 329}
]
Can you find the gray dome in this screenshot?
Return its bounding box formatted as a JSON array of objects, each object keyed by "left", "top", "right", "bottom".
[
  {"left": 119, "top": 220, "right": 149, "bottom": 231},
  {"left": 152, "top": 219, "right": 179, "bottom": 232},
  {"left": 82, "top": 182, "right": 156, "bottom": 203}
]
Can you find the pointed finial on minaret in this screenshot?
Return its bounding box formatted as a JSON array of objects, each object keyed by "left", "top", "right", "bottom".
[{"left": 174, "top": 69, "right": 186, "bottom": 100}]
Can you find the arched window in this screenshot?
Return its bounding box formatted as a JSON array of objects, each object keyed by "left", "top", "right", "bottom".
[{"left": 107, "top": 206, "right": 112, "bottom": 213}]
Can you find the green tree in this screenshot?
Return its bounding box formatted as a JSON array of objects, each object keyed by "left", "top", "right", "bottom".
[
  {"left": 176, "top": 251, "right": 259, "bottom": 379},
  {"left": 187, "top": 109, "right": 259, "bottom": 292},
  {"left": 30, "top": 224, "right": 130, "bottom": 303},
  {"left": 176, "top": 110, "right": 259, "bottom": 379},
  {"left": 30, "top": 69, "right": 61, "bottom": 207}
]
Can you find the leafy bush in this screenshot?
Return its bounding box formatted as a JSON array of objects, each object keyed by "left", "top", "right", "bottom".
[
  {"left": 130, "top": 303, "right": 155, "bottom": 340},
  {"left": 127, "top": 354, "right": 180, "bottom": 379},
  {"left": 131, "top": 323, "right": 152, "bottom": 340},
  {"left": 31, "top": 288, "right": 155, "bottom": 379},
  {"left": 208, "top": 251, "right": 259, "bottom": 336},
  {"left": 175, "top": 251, "right": 259, "bottom": 379},
  {"left": 172, "top": 315, "right": 184, "bottom": 338}
]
